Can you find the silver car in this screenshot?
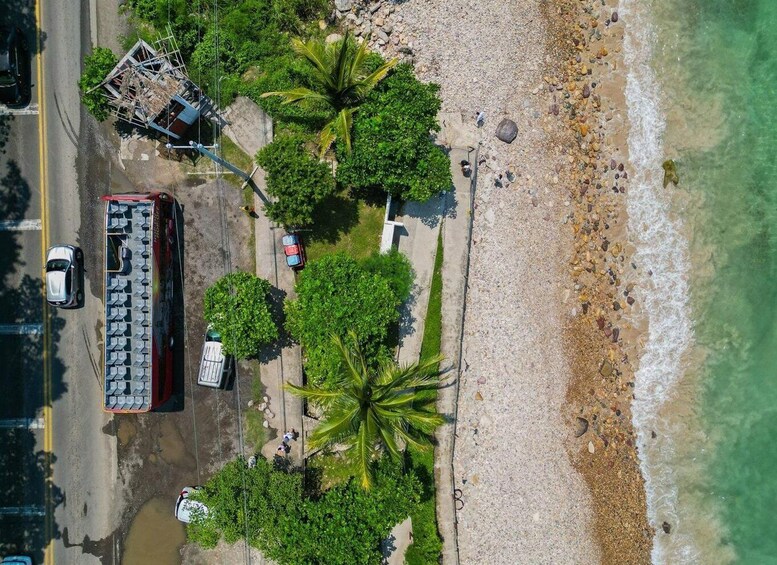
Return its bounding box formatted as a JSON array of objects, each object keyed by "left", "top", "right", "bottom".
[{"left": 45, "top": 245, "right": 83, "bottom": 308}]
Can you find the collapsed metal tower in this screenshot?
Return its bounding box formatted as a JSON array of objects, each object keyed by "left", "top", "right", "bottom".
[{"left": 94, "top": 27, "right": 213, "bottom": 139}]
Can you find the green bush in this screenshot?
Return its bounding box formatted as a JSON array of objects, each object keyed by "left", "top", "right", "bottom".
[
  {"left": 256, "top": 134, "right": 336, "bottom": 227},
  {"left": 336, "top": 64, "right": 452, "bottom": 202},
  {"left": 361, "top": 249, "right": 414, "bottom": 305},
  {"left": 203, "top": 272, "right": 279, "bottom": 359},
  {"left": 285, "top": 253, "right": 406, "bottom": 385},
  {"left": 189, "top": 456, "right": 421, "bottom": 564},
  {"left": 78, "top": 47, "right": 118, "bottom": 121}
]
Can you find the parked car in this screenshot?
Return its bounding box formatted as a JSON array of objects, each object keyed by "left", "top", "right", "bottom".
[
  {"left": 197, "top": 326, "right": 233, "bottom": 389},
  {"left": 45, "top": 245, "right": 83, "bottom": 308},
  {"left": 282, "top": 233, "right": 305, "bottom": 270},
  {"left": 1, "top": 556, "right": 33, "bottom": 565},
  {"left": 0, "top": 27, "right": 30, "bottom": 108},
  {"left": 174, "top": 486, "right": 208, "bottom": 523}
]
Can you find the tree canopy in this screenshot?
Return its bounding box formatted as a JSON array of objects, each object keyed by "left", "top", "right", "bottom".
[
  {"left": 261, "top": 32, "right": 397, "bottom": 156},
  {"left": 78, "top": 47, "right": 118, "bottom": 121},
  {"left": 203, "top": 272, "right": 279, "bottom": 359},
  {"left": 285, "top": 252, "right": 412, "bottom": 386},
  {"left": 336, "top": 64, "right": 452, "bottom": 202},
  {"left": 287, "top": 334, "right": 444, "bottom": 488},
  {"left": 256, "top": 134, "right": 336, "bottom": 227},
  {"left": 187, "top": 456, "right": 421, "bottom": 564}
]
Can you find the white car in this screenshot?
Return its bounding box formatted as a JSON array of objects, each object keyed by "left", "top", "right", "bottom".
[
  {"left": 174, "top": 486, "right": 208, "bottom": 523},
  {"left": 45, "top": 245, "right": 83, "bottom": 308}
]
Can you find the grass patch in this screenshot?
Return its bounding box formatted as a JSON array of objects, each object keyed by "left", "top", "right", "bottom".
[
  {"left": 244, "top": 364, "right": 267, "bottom": 451},
  {"left": 406, "top": 229, "right": 444, "bottom": 565},
  {"left": 420, "top": 230, "right": 444, "bottom": 361},
  {"left": 305, "top": 194, "right": 384, "bottom": 262},
  {"left": 220, "top": 135, "right": 254, "bottom": 188},
  {"left": 306, "top": 452, "right": 357, "bottom": 491}
]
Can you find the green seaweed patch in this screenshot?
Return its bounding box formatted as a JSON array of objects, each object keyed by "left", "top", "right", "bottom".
[{"left": 662, "top": 159, "right": 679, "bottom": 188}]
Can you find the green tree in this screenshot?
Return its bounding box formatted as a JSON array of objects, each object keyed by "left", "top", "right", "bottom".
[
  {"left": 336, "top": 64, "right": 452, "bottom": 202},
  {"left": 256, "top": 134, "right": 336, "bottom": 227},
  {"left": 284, "top": 253, "right": 403, "bottom": 385},
  {"left": 287, "top": 334, "right": 445, "bottom": 488},
  {"left": 361, "top": 249, "right": 414, "bottom": 304},
  {"left": 261, "top": 32, "right": 398, "bottom": 156},
  {"left": 188, "top": 456, "right": 421, "bottom": 564},
  {"left": 203, "top": 272, "right": 279, "bottom": 359},
  {"left": 78, "top": 47, "right": 118, "bottom": 121}
]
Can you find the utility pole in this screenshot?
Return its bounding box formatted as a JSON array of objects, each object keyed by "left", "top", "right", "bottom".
[{"left": 165, "top": 141, "right": 252, "bottom": 182}]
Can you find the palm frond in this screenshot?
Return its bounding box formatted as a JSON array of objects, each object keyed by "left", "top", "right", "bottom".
[
  {"left": 333, "top": 333, "right": 367, "bottom": 389},
  {"left": 308, "top": 405, "right": 360, "bottom": 450},
  {"left": 333, "top": 108, "right": 354, "bottom": 154},
  {"left": 355, "top": 412, "right": 377, "bottom": 488},
  {"left": 333, "top": 31, "right": 354, "bottom": 94},
  {"left": 284, "top": 382, "right": 344, "bottom": 408},
  {"left": 317, "top": 120, "right": 338, "bottom": 159},
  {"left": 260, "top": 87, "right": 330, "bottom": 105},
  {"left": 291, "top": 37, "right": 334, "bottom": 90}
]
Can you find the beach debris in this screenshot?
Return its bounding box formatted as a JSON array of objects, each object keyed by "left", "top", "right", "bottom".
[
  {"left": 495, "top": 118, "right": 518, "bottom": 143},
  {"left": 475, "top": 391, "right": 483, "bottom": 401},
  {"left": 662, "top": 159, "right": 680, "bottom": 187},
  {"left": 575, "top": 417, "right": 589, "bottom": 438},
  {"left": 475, "top": 111, "right": 486, "bottom": 128},
  {"left": 611, "top": 11, "right": 619, "bottom": 23},
  {"left": 582, "top": 84, "right": 591, "bottom": 98},
  {"left": 587, "top": 441, "right": 595, "bottom": 454},
  {"left": 662, "top": 521, "right": 671, "bottom": 534},
  {"left": 477, "top": 376, "right": 486, "bottom": 384},
  {"left": 651, "top": 430, "right": 657, "bottom": 439}
]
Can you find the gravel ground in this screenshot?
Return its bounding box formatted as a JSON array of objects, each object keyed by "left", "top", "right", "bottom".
[{"left": 380, "top": 0, "right": 602, "bottom": 562}]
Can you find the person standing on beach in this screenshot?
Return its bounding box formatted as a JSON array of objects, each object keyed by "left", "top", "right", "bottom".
[{"left": 475, "top": 111, "right": 486, "bottom": 128}]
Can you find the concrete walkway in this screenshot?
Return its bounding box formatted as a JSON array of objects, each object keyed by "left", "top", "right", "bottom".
[
  {"left": 395, "top": 196, "right": 445, "bottom": 366},
  {"left": 436, "top": 146, "right": 477, "bottom": 565}
]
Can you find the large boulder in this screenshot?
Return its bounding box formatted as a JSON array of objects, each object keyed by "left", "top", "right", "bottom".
[
  {"left": 335, "top": 0, "right": 353, "bottom": 12},
  {"left": 495, "top": 118, "right": 518, "bottom": 143}
]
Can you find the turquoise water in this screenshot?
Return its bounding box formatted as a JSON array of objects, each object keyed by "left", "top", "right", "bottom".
[{"left": 625, "top": 0, "right": 777, "bottom": 562}]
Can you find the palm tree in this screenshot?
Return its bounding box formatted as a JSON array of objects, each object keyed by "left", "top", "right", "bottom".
[
  {"left": 261, "top": 32, "right": 397, "bottom": 157},
  {"left": 286, "top": 334, "right": 445, "bottom": 489}
]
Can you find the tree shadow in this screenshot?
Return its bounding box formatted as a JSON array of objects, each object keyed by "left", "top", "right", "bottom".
[
  {"left": 255, "top": 285, "right": 291, "bottom": 364},
  {"left": 306, "top": 192, "right": 360, "bottom": 245}
]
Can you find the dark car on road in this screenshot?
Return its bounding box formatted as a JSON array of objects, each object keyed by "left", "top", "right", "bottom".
[{"left": 0, "top": 27, "right": 31, "bottom": 108}]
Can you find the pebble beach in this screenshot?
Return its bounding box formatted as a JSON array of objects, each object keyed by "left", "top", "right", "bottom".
[{"left": 342, "top": 0, "right": 652, "bottom": 562}]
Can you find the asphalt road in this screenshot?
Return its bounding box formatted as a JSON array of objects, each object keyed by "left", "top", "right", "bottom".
[{"left": 1, "top": 1, "right": 118, "bottom": 563}]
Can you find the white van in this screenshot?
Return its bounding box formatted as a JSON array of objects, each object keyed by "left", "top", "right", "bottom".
[{"left": 197, "top": 327, "right": 233, "bottom": 388}]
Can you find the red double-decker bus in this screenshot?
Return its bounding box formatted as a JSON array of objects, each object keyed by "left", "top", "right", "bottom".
[{"left": 102, "top": 192, "right": 176, "bottom": 412}]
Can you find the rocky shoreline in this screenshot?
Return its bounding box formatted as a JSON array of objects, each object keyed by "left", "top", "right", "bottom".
[{"left": 547, "top": 0, "right": 653, "bottom": 562}]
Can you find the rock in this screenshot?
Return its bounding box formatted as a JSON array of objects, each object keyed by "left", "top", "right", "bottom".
[
  {"left": 325, "top": 33, "right": 343, "bottom": 44},
  {"left": 588, "top": 441, "right": 595, "bottom": 454},
  {"left": 613, "top": 301, "right": 621, "bottom": 311},
  {"left": 475, "top": 391, "right": 484, "bottom": 401},
  {"left": 318, "top": 19, "right": 327, "bottom": 30},
  {"left": 627, "top": 296, "right": 635, "bottom": 305},
  {"left": 600, "top": 360, "right": 613, "bottom": 378},
  {"left": 579, "top": 123, "right": 589, "bottom": 137},
  {"left": 477, "top": 376, "right": 486, "bottom": 384},
  {"left": 369, "top": 2, "right": 381, "bottom": 13},
  {"left": 398, "top": 46, "right": 413, "bottom": 55},
  {"left": 262, "top": 396, "right": 269, "bottom": 403},
  {"left": 611, "top": 11, "right": 619, "bottom": 23},
  {"left": 651, "top": 430, "right": 657, "bottom": 439},
  {"left": 247, "top": 399, "right": 254, "bottom": 408},
  {"left": 262, "top": 420, "right": 269, "bottom": 428},
  {"left": 575, "top": 417, "right": 589, "bottom": 438},
  {"left": 258, "top": 402, "right": 267, "bottom": 411},
  {"left": 495, "top": 118, "right": 518, "bottom": 143},
  {"left": 374, "top": 15, "right": 385, "bottom": 26},
  {"left": 662, "top": 521, "right": 671, "bottom": 534},
  {"left": 582, "top": 84, "right": 591, "bottom": 98},
  {"left": 376, "top": 30, "right": 389, "bottom": 43},
  {"left": 334, "top": 0, "right": 352, "bottom": 11},
  {"left": 383, "top": 23, "right": 393, "bottom": 34},
  {"left": 662, "top": 159, "right": 680, "bottom": 187}
]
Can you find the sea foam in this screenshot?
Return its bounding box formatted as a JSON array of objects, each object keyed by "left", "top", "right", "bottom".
[{"left": 621, "top": 0, "right": 697, "bottom": 562}]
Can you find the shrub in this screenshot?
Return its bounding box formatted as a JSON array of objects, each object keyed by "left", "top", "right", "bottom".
[
  {"left": 285, "top": 253, "right": 404, "bottom": 385},
  {"left": 256, "top": 134, "right": 336, "bottom": 227},
  {"left": 361, "top": 249, "right": 414, "bottom": 304},
  {"left": 78, "top": 47, "right": 118, "bottom": 121},
  {"left": 203, "top": 272, "right": 279, "bottom": 359},
  {"left": 336, "top": 64, "right": 452, "bottom": 202},
  {"left": 189, "top": 456, "right": 421, "bottom": 564}
]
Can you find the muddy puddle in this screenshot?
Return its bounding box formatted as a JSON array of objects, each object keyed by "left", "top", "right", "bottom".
[{"left": 122, "top": 496, "right": 186, "bottom": 565}]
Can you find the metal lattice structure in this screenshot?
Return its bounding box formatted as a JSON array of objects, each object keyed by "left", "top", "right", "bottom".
[{"left": 92, "top": 27, "right": 212, "bottom": 139}]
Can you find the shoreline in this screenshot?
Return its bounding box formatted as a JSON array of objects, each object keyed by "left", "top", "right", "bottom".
[{"left": 552, "top": 0, "right": 653, "bottom": 562}]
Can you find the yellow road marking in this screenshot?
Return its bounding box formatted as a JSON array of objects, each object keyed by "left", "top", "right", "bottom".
[{"left": 35, "top": 2, "right": 53, "bottom": 565}]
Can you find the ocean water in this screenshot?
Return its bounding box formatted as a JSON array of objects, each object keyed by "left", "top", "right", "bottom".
[{"left": 623, "top": 0, "right": 777, "bottom": 563}]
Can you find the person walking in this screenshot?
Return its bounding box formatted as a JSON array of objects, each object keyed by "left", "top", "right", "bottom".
[{"left": 240, "top": 205, "right": 256, "bottom": 217}]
